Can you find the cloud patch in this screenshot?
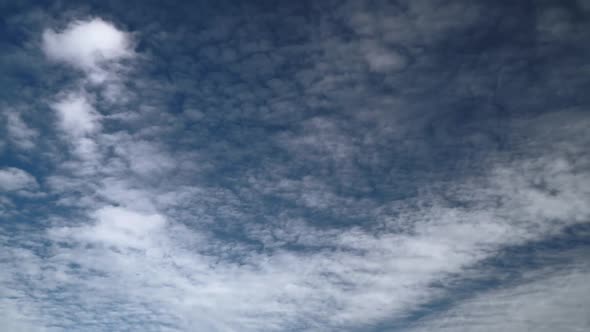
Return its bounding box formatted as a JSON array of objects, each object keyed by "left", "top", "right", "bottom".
[
  {"left": 42, "top": 18, "right": 134, "bottom": 82},
  {"left": 364, "top": 42, "right": 408, "bottom": 72},
  {"left": 51, "top": 92, "right": 100, "bottom": 137},
  {"left": 4, "top": 111, "right": 39, "bottom": 151},
  {"left": 0, "top": 167, "right": 38, "bottom": 192}
]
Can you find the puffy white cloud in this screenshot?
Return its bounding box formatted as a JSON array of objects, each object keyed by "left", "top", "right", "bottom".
[
  {"left": 50, "top": 92, "right": 100, "bottom": 137},
  {"left": 0, "top": 167, "right": 38, "bottom": 192},
  {"left": 42, "top": 19, "right": 137, "bottom": 163},
  {"left": 42, "top": 18, "right": 134, "bottom": 82}
]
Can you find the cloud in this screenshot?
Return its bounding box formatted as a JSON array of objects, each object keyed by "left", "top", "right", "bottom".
[
  {"left": 363, "top": 42, "right": 408, "bottom": 72},
  {"left": 1, "top": 1, "right": 589, "bottom": 331},
  {"left": 405, "top": 263, "right": 590, "bottom": 332},
  {"left": 2, "top": 145, "right": 585, "bottom": 331},
  {"left": 4, "top": 110, "right": 39, "bottom": 150},
  {"left": 0, "top": 167, "right": 38, "bottom": 192},
  {"left": 42, "top": 18, "right": 134, "bottom": 82},
  {"left": 113, "top": 139, "right": 176, "bottom": 177},
  {"left": 50, "top": 92, "right": 100, "bottom": 138},
  {"left": 53, "top": 206, "right": 167, "bottom": 250}
]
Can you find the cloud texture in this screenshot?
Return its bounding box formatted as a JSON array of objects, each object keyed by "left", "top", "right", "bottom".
[{"left": 0, "top": 1, "right": 589, "bottom": 331}]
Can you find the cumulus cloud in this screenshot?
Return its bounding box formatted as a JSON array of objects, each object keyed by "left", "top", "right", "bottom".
[
  {"left": 42, "top": 18, "right": 134, "bottom": 82},
  {"left": 41, "top": 18, "right": 138, "bottom": 164},
  {"left": 50, "top": 92, "right": 100, "bottom": 137},
  {"left": 0, "top": 167, "right": 38, "bottom": 192}
]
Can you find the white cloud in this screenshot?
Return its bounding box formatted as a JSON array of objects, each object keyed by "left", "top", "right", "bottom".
[
  {"left": 50, "top": 92, "right": 100, "bottom": 137},
  {"left": 42, "top": 18, "right": 137, "bottom": 164},
  {"left": 113, "top": 139, "right": 176, "bottom": 177},
  {"left": 2, "top": 149, "right": 583, "bottom": 331},
  {"left": 42, "top": 18, "right": 134, "bottom": 83},
  {"left": 4, "top": 111, "right": 39, "bottom": 150},
  {"left": 52, "top": 206, "right": 167, "bottom": 250},
  {"left": 96, "top": 177, "right": 156, "bottom": 212},
  {"left": 0, "top": 167, "right": 38, "bottom": 192}
]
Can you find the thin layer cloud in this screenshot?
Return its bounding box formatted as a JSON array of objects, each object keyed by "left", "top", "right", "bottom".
[{"left": 405, "top": 262, "right": 590, "bottom": 332}]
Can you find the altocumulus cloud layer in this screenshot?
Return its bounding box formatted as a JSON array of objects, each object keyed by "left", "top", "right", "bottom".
[{"left": 1, "top": 1, "right": 589, "bottom": 331}]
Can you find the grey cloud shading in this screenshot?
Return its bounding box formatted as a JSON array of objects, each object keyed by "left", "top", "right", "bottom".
[
  {"left": 0, "top": 167, "right": 38, "bottom": 193},
  {"left": 404, "top": 261, "right": 590, "bottom": 332},
  {"left": 3, "top": 110, "right": 39, "bottom": 151}
]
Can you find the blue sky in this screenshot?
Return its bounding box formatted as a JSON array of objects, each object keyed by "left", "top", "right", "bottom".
[{"left": 1, "top": 0, "right": 589, "bottom": 331}]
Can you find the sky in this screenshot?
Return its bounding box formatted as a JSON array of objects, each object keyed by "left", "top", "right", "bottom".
[{"left": 0, "top": 0, "right": 589, "bottom": 331}]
